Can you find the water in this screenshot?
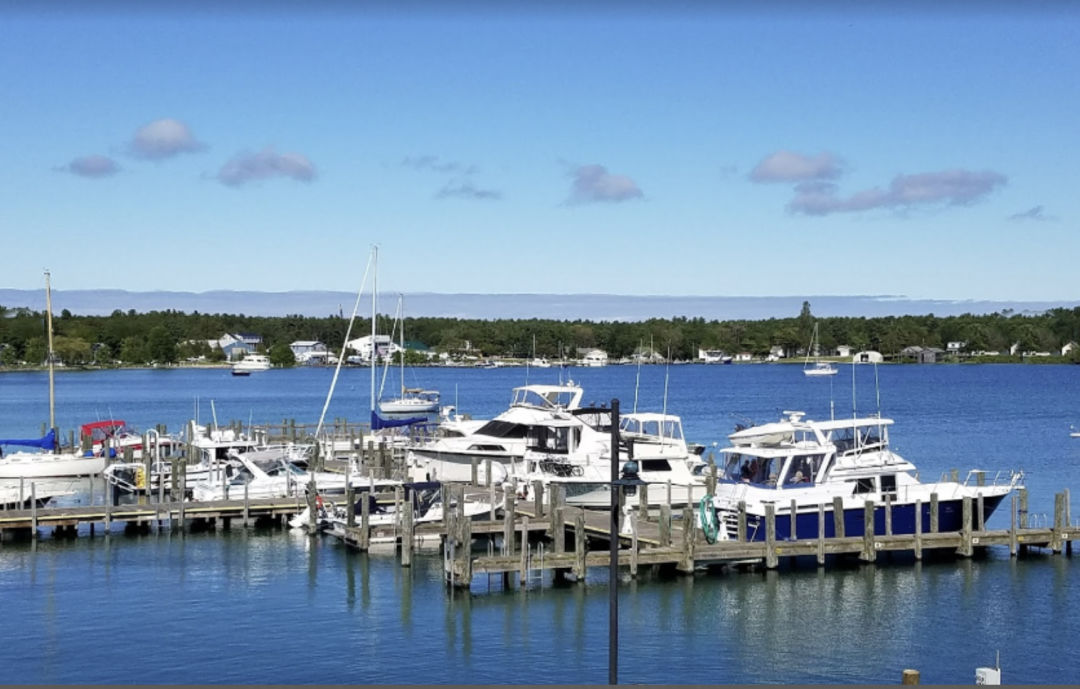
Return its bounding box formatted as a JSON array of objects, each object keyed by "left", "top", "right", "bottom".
[{"left": 1, "top": 363, "right": 1079, "bottom": 684}]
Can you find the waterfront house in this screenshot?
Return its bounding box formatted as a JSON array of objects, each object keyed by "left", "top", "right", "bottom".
[
  {"left": 768, "top": 345, "right": 786, "bottom": 359},
  {"left": 834, "top": 344, "right": 853, "bottom": 358},
  {"left": 218, "top": 332, "right": 263, "bottom": 361},
  {"left": 345, "top": 334, "right": 399, "bottom": 363},
  {"left": 1062, "top": 341, "right": 1078, "bottom": 356},
  {"left": 946, "top": 341, "right": 967, "bottom": 353},
  {"left": 290, "top": 340, "right": 328, "bottom": 364},
  {"left": 734, "top": 352, "right": 753, "bottom": 363}
]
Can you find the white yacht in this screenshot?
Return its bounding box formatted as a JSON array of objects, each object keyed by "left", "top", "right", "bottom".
[
  {"left": 380, "top": 388, "right": 440, "bottom": 414},
  {"left": 232, "top": 354, "right": 271, "bottom": 374},
  {"left": 704, "top": 410, "right": 1022, "bottom": 543},
  {"left": 189, "top": 445, "right": 351, "bottom": 502},
  {"left": 517, "top": 410, "right": 707, "bottom": 510},
  {"left": 406, "top": 381, "right": 584, "bottom": 482}
]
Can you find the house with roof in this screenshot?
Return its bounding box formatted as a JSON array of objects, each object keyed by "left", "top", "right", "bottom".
[
  {"left": 218, "top": 332, "right": 263, "bottom": 361},
  {"left": 345, "top": 334, "right": 399, "bottom": 363},
  {"left": 290, "top": 340, "right": 328, "bottom": 364},
  {"left": 1062, "top": 341, "right": 1078, "bottom": 357}
]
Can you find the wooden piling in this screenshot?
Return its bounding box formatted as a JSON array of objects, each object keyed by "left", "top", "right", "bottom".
[
  {"left": 401, "top": 490, "right": 414, "bottom": 568},
  {"left": 573, "top": 512, "right": 586, "bottom": 579},
  {"left": 503, "top": 489, "right": 516, "bottom": 556},
  {"left": 930, "top": 493, "right": 939, "bottom": 533},
  {"left": 484, "top": 458, "right": 492, "bottom": 487},
  {"left": 860, "top": 501, "right": 875, "bottom": 562},
  {"left": 1019, "top": 487, "right": 1029, "bottom": 529},
  {"left": 677, "top": 503, "right": 695, "bottom": 574},
  {"left": 737, "top": 500, "right": 747, "bottom": 542},
  {"left": 30, "top": 484, "right": 38, "bottom": 538},
  {"left": 1009, "top": 494, "right": 1018, "bottom": 557},
  {"left": 884, "top": 495, "right": 893, "bottom": 536},
  {"left": 243, "top": 482, "right": 250, "bottom": 527},
  {"left": 471, "top": 457, "right": 478, "bottom": 486},
  {"left": 1052, "top": 492, "right": 1065, "bottom": 553},
  {"left": 638, "top": 482, "right": 648, "bottom": 522},
  {"left": 914, "top": 499, "right": 923, "bottom": 560},
  {"left": 833, "top": 496, "right": 845, "bottom": 538},
  {"left": 764, "top": 503, "right": 777, "bottom": 569},
  {"left": 958, "top": 496, "right": 974, "bottom": 557},
  {"left": 533, "top": 480, "right": 544, "bottom": 518},
  {"left": 659, "top": 504, "right": 672, "bottom": 548},
  {"left": 359, "top": 495, "right": 371, "bottom": 551},
  {"left": 519, "top": 516, "right": 529, "bottom": 583},
  {"left": 901, "top": 669, "right": 921, "bottom": 685},
  {"left": 816, "top": 502, "right": 826, "bottom": 566},
  {"left": 346, "top": 487, "right": 355, "bottom": 528}
]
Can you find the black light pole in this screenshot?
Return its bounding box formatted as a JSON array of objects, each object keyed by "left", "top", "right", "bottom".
[{"left": 609, "top": 398, "right": 620, "bottom": 685}]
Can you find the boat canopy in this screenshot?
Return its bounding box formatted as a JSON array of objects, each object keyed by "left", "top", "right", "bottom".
[
  {"left": 371, "top": 411, "right": 426, "bottom": 430},
  {"left": 0, "top": 428, "right": 57, "bottom": 450},
  {"left": 80, "top": 419, "right": 128, "bottom": 440},
  {"left": 510, "top": 384, "right": 583, "bottom": 410},
  {"left": 620, "top": 413, "right": 683, "bottom": 442}
]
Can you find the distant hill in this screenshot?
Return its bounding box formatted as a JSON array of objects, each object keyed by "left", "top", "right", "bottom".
[{"left": 0, "top": 289, "right": 1075, "bottom": 321}]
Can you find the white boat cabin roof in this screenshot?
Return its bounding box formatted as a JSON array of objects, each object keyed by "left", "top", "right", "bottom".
[
  {"left": 619, "top": 413, "right": 684, "bottom": 441},
  {"left": 510, "top": 383, "right": 583, "bottom": 411}
]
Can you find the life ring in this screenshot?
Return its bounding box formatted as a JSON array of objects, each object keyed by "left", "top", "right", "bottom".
[{"left": 699, "top": 494, "right": 719, "bottom": 544}]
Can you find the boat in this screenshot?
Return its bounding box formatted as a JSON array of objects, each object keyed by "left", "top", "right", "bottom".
[
  {"left": 517, "top": 409, "right": 708, "bottom": 510},
  {"left": 704, "top": 410, "right": 1023, "bottom": 543},
  {"left": 378, "top": 294, "right": 440, "bottom": 414},
  {"left": 80, "top": 419, "right": 182, "bottom": 460},
  {"left": 1071, "top": 425, "right": 1080, "bottom": 438},
  {"left": 232, "top": 354, "right": 271, "bottom": 374},
  {"left": 0, "top": 271, "right": 105, "bottom": 479},
  {"left": 405, "top": 381, "right": 585, "bottom": 482},
  {"left": 803, "top": 323, "right": 838, "bottom": 377},
  {"left": 529, "top": 334, "right": 551, "bottom": 368}
]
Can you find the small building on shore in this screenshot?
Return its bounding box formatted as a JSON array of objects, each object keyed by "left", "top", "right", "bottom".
[{"left": 853, "top": 350, "right": 884, "bottom": 364}]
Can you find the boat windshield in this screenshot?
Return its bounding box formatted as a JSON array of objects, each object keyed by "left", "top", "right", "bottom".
[
  {"left": 723, "top": 452, "right": 784, "bottom": 486},
  {"left": 782, "top": 453, "right": 825, "bottom": 485},
  {"left": 511, "top": 387, "right": 577, "bottom": 409},
  {"left": 620, "top": 417, "right": 683, "bottom": 442},
  {"left": 527, "top": 425, "right": 580, "bottom": 454},
  {"left": 829, "top": 425, "right": 886, "bottom": 455}
]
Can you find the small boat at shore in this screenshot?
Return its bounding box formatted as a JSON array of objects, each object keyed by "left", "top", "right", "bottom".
[{"left": 704, "top": 410, "right": 1022, "bottom": 543}]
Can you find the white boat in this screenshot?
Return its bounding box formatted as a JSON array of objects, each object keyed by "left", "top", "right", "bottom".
[
  {"left": 378, "top": 296, "right": 440, "bottom": 414},
  {"left": 406, "top": 381, "right": 585, "bottom": 481},
  {"left": 1071, "top": 425, "right": 1080, "bottom": 438},
  {"left": 232, "top": 354, "right": 271, "bottom": 373},
  {"left": 517, "top": 410, "right": 707, "bottom": 510},
  {"left": 704, "top": 410, "right": 1022, "bottom": 543},
  {"left": 803, "top": 323, "right": 838, "bottom": 376},
  {"left": 189, "top": 446, "right": 351, "bottom": 502}
]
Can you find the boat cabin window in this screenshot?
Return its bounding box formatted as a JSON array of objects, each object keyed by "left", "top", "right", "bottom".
[
  {"left": 832, "top": 425, "right": 885, "bottom": 455},
  {"left": 467, "top": 444, "right": 506, "bottom": 452},
  {"left": 853, "top": 478, "right": 876, "bottom": 494},
  {"left": 639, "top": 459, "right": 672, "bottom": 472},
  {"left": 511, "top": 387, "right": 577, "bottom": 410},
  {"left": 527, "top": 425, "right": 580, "bottom": 454},
  {"left": 620, "top": 417, "right": 683, "bottom": 442},
  {"left": 880, "top": 474, "right": 897, "bottom": 494},
  {"left": 723, "top": 453, "right": 783, "bottom": 486},
  {"left": 783, "top": 454, "right": 824, "bottom": 486},
  {"left": 474, "top": 420, "right": 528, "bottom": 439}
]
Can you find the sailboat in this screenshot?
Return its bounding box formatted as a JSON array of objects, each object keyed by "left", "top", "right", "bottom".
[
  {"left": 529, "top": 334, "right": 551, "bottom": 368},
  {"left": 378, "top": 294, "right": 440, "bottom": 414},
  {"left": 803, "top": 322, "right": 838, "bottom": 377},
  {"left": 0, "top": 271, "right": 106, "bottom": 478}
]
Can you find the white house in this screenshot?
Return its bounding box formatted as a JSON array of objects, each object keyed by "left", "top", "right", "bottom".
[
  {"left": 1062, "top": 341, "right": 1078, "bottom": 356},
  {"left": 853, "top": 350, "right": 884, "bottom": 364},
  {"left": 218, "top": 332, "right": 263, "bottom": 361},
  {"left": 768, "top": 345, "right": 786, "bottom": 359},
  {"left": 734, "top": 352, "right": 753, "bottom": 363},
  {"left": 582, "top": 349, "right": 609, "bottom": 367},
  {"left": 1009, "top": 342, "right": 1021, "bottom": 356},
  {"left": 290, "top": 340, "right": 328, "bottom": 364},
  {"left": 345, "top": 334, "right": 399, "bottom": 363},
  {"left": 946, "top": 341, "right": 967, "bottom": 353},
  {"left": 835, "top": 344, "right": 853, "bottom": 358}
]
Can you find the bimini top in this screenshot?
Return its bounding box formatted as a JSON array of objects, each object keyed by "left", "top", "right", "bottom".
[
  {"left": 729, "top": 410, "right": 893, "bottom": 449},
  {"left": 510, "top": 382, "right": 583, "bottom": 411},
  {"left": 619, "top": 413, "right": 685, "bottom": 443}
]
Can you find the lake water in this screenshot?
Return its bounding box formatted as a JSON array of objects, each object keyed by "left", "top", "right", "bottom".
[{"left": 1, "top": 363, "right": 1078, "bottom": 684}]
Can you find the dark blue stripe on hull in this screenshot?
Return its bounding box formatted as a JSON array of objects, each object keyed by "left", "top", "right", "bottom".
[{"left": 739, "top": 495, "right": 1007, "bottom": 542}]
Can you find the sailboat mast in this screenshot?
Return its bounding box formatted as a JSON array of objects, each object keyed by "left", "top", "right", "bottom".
[
  {"left": 371, "top": 246, "right": 378, "bottom": 413},
  {"left": 399, "top": 294, "right": 405, "bottom": 395},
  {"left": 44, "top": 270, "right": 56, "bottom": 431}
]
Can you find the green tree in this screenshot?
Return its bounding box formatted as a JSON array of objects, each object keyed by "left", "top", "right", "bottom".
[
  {"left": 24, "top": 337, "right": 46, "bottom": 365},
  {"left": 269, "top": 344, "right": 296, "bottom": 368},
  {"left": 119, "top": 336, "right": 150, "bottom": 364}
]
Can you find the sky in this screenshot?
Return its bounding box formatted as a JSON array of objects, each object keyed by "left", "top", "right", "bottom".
[{"left": 2, "top": 2, "right": 1078, "bottom": 302}]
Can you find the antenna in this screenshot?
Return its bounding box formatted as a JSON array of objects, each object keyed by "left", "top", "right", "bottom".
[{"left": 633, "top": 339, "right": 642, "bottom": 413}]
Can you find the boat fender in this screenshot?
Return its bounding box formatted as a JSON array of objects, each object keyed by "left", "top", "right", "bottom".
[{"left": 699, "top": 494, "right": 719, "bottom": 544}]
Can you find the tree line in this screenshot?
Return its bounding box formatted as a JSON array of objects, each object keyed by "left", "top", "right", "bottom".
[{"left": 1, "top": 302, "right": 1079, "bottom": 367}]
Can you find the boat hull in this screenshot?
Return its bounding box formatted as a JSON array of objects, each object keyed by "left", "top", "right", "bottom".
[
  {"left": 717, "top": 494, "right": 1009, "bottom": 542},
  {"left": 0, "top": 454, "right": 105, "bottom": 478}
]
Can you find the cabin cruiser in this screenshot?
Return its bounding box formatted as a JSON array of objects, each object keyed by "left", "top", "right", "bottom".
[
  {"left": 705, "top": 410, "right": 1022, "bottom": 542},
  {"left": 232, "top": 354, "right": 271, "bottom": 374},
  {"left": 80, "top": 420, "right": 183, "bottom": 460},
  {"left": 517, "top": 410, "right": 708, "bottom": 510},
  {"left": 188, "top": 445, "right": 350, "bottom": 501},
  {"left": 406, "top": 381, "right": 584, "bottom": 482}
]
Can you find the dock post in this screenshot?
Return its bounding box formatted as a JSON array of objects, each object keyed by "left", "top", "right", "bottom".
[
  {"left": 959, "top": 496, "right": 974, "bottom": 557},
  {"left": 471, "top": 457, "right": 478, "bottom": 486},
  {"left": 884, "top": 495, "right": 892, "bottom": 536},
  {"left": 104, "top": 479, "right": 112, "bottom": 534},
  {"left": 901, "top": 669, "right": 921, "bottom": 685},
  {"left": 860, "top": 501, "right": 875, "bottom": 562},
  {"left": 573, "top": 512, "right": 586, "bottom": 579},
  {"left": 346, "top": 487, "right": 355, "bottom": 528},
  {"left": 307, "top": 482, "right": 318, "bottom": 533},
  {"left": 30, "top": 483, "right": 38, "bottom": 539},
  {"left": 737, "top": 501, "right": 747, "bottom": 542},
  {"left": 553, "top": 505, "right": 566, "bottom": 554},
  {"left": 816, "top": 502, "right": 826, "bottom": 566},
  {"left": 638, "top": 482, "right": 648, "bottom": 523},
  {"left": 401, "top": 490, "right": 413, "bottom": 568},
  {"left": 359, "top": 495, "right": 370, "bottom": 551},
  {"left": 1052, "top": 493, "right": 1065, "bottom": 553},
  {"left": 764, "top": 503, "right": 777, "bottom": 569},
  {"left": 914, "top": 499, "right": 923, "bottom": 560},
  {"left": 666, "top": 480, "right": 672, "bottom": 508},
  {"left": 484, "top": 458, "right": 492, "bottom": 488},
  {"left": 630, "top": 512, "right": 639, "bottom": 578},
  {"left": 677, "top": 503, "right": 695, "bottom": 574},
  {"left": 1019, "top": 487, "right": 1029, "bottom": 529},
  {"left": 659, "top": 504, "right": 672, "bottom": 548},
  {"left": 790, "top": 499, "right": 797, "bottom": 540},
  {"left": 143, "top": 443, "right": 152, "bottom": 497},
  {"left": 1009, "top": 494, "right": 1018, "bottom": 557},
  {"left": 488, "top": 482, "right": 496, "bottom": 522},
  {"left": 1067, "top": 488, "right": 1073, "bottom": 557},
  {"left": 503, "top": 489, "right": 516, "bottom": 556},
  {"left": 833, "top": 496, "right": 845, "bottom": 538},
  {"left": 19, "top": 477, "right": 24, "bottom": 506},
  {"left": 458, "top": 507, "right": 473, "bottom": 587},
  {"left": 519, "top": 516, "right": 529, "bottom": 584},
  {"left": 533, "top": 480, "right": 544, "bottom": 518},
  {"left": 977, "top": 494, "right": 985, "bottom": 532},
  {"left": 178, "top": 470, "right": 186, "bottom": 533},
  {"left": 243, "top": 482, "right": 250, "bottom": 527},
  {"left": 930, "top": 493, "right": 939, "bottom": 533}
]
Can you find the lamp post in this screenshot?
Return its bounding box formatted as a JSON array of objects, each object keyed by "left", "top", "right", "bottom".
[{"left": 608, "top": 398, "right": 620, "bottom": 685}]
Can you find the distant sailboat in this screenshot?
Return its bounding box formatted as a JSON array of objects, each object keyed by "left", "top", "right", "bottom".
[
  {"left": 379, "top": 294, "right": 440, "bottom": 414},
  {"left": 803, "top": 323, "right": 838, "bottom": 377}
]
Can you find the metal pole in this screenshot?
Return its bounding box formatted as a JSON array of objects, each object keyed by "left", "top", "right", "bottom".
[{"left": 609, "top": 398, "right": 620, "bottom": 685}]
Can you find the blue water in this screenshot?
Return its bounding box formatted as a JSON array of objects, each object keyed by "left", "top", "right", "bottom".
[{"left": 1, "top": 364, "right": 1078, "bottom": 684}]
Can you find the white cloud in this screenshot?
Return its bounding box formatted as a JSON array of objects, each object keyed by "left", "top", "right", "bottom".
[
  {"left": 130, "top": 118, "right": 204, "bottom": 159},
  {"left": 436, "top": 180, "right": 501, "bottom": 200},
  {"left": 56, "top": 155, "right": 119, "bottom": 178},
  {"left": 567, "top": 164, "right": 643, "bottom": 203},
  {"left": 750, "top": 150, "right": 842, "bottom": 183},
  {"left": 788, "top": 169, "right": 1007, "bottom": 216},
  {"left": 217, "top": 148, "right": 317, "bottom": 187}
]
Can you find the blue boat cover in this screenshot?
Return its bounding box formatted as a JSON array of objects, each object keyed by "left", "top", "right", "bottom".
[
  {"left": 370, "top": 410, "right": 425, "bottom": 430},
  {"left": 0, "top": 428, "right": 57, "bottom": 450}
]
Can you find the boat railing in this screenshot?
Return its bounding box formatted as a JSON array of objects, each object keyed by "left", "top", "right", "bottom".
[{"left": 960, "top": 468, "right": 1024, "bottom": 488}]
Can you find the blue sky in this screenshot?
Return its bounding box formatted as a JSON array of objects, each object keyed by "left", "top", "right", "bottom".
[{"left": 2, "top": 3, "right": 1077, "bottom": 301}]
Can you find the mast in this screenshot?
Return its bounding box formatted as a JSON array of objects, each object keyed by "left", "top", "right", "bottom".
[
  {"left": 44, "top": 270, "right": 56, "bottom": 433},
  {"left": 371, "top": 246, "right": 378, "bottom": 414},
  {"left": 399, "top": 294, "right": 405, "bottom": 396}
]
